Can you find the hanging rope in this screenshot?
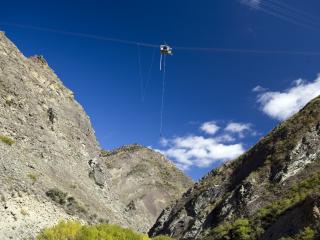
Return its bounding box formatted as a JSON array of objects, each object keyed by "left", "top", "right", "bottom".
[
  {"left": 160, "top": 54, "right": 166, "bottom": 136},
  {"left": 159, "top": 53, "right": 163, "bottom": 71}
]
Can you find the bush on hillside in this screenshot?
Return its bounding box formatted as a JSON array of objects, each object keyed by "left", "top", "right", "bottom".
[
  {"left": 0, "top": 135, "right": 14, "bottom": 146},
  {"left": 152, "top": 236, "right": 174, "bottom": 240},
  {"left": 37, "top": 221, "right": 173, "bottom": 240},
  {"left": 45, "top": 188, "right": 67, "bottom": 205}
]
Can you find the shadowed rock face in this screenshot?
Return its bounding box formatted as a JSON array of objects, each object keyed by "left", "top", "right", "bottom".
[
  {"left": 0, "top": 32, "right": 192, "bottom": 239},
  {"left": 149, "top": 96, "right": 320, "bottom": 239}
]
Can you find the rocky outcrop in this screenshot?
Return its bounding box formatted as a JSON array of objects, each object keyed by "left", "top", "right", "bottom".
[
  {"left": 150, "top": 96, "right": 320, "bottom": 239},
  {"left": 0, "top": 32, "right": 192, "bottom": 239}
]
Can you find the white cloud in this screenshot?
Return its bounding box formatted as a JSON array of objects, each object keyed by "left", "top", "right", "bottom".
[
  {"left": 225, "top": 122, "right": 252, "bottom": 137},
  {"left": 161, "top": 136, "right": 245, "bottom": 170},
  {"left": 200, "top": 121, "right": 220, "bottom": 135},
  {"left": 252, "top": 85, "right": 267, "bottom": 92},
  {"left": 257, "top": 75, "right": 320, "bottom": 121},
  {"left": 215, "top": 134, "right": 236, "bottom": 143},
  {"left": 241, "top": 0, "right": 261, "bottom": 8},
  {"left": 158, "top": 120, "right": 257, "bottom": 170},
  {"left": 160, "top": 137, "right": 169, "bottom": 147}
]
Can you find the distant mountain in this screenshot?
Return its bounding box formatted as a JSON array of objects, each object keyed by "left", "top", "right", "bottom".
[
  {"left": 0, "top": 32, "right": 192, "bottom": 239},
  {"left": 149, "top": 96, "right": 320, "bottom": 239},
  {"left": 100, "top": 144, "right": 193, "bottom": 229}
]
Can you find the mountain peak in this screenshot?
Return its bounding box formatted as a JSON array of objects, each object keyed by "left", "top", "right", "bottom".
[{"left": 101, "top": 143, "right": 146, "bottom": 157}]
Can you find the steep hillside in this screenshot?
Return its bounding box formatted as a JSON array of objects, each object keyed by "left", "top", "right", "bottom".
[
  {"left": 100, "top": 144, "right": 192, "bottom": 226},
  {"left": 149, "top": 96, "right": 320, "bottom": 239},
  {"left": 0, "top": 32, "right": 192, "bottom": 239}
]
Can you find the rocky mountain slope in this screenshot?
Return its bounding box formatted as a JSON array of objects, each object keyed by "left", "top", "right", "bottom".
[
  {"left": 0, "top": 32, "right": 192, "bottom": 239},
  {"left": 150, "top": 96, "right": 320, "bottom": 239},
  {"left": 100, "top": 144, "right": 192, "bottom": 230}
]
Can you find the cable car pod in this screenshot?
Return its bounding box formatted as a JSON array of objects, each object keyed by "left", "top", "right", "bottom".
[{"left": 160, "top": 44, "right": 173, "bottom": 55}]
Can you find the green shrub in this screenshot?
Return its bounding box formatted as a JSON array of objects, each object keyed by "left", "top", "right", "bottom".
[
  {"left": 209, "top": 219, "right": 253, "bottom": 240},
  {"left": 296, "top": 227, "right": 315, "bottom": 240},
  {"left": 45, "top": 189, "right": 88, "bottom": 216},
  {"left": 152, "top": 236, "right": 174, "bottom": 240},
  {"left": 65, "top": 197, "right": 87, "bottom": 215},
  {"left": 37, "top": 221, "right": 174, "bottom": 240},
  {"left": 46, "top": 188, "right": 67, "bottom": 205},
  {"left": 37, "top": 221, "right": 82, "bottom": 240},
  {"left": 0, "top": 135, "right": 14, "bottom": 146},
  {"left": 211, "top": 222, "right": 232, "bottom": 240},
  {"left": 27, "top": 173, "right": 38, "bottom": 184},
  {"left": 231, "top": 219, "right": 252, "bottom": 240},
  {"left": 279, "top": 227, "right": 316, "bottom": 240}
]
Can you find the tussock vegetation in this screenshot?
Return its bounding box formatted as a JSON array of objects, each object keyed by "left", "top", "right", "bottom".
[
  {"left": 36, "top": 221, "right": 173, "bottom": 240},
  {"left": 45, "top": 189, "right": 87, "bottom": 216},
  {"left": 46, "top": 188, "right": 67, "bottom": 205},
  {"left": 0, "top": 135, "right": 14, "bottom": 146},
  {"left": 280, "top": 227, "right": 315, "bottom": 240},
  {"left": 27, "top": 173, "right": 39, "bottom": 184}
]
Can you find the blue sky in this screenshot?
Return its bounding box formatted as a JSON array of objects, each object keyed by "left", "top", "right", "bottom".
[{"left": 2, "top": 0, "right": 320, "bottom": 179}]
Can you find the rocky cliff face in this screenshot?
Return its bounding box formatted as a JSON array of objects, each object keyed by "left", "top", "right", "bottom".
[
  {"left": 0, "top": 32, "right": 192, "bottom": 239},
  {"left": 150, "top": 96, "right": 320, "bottom": 239}
]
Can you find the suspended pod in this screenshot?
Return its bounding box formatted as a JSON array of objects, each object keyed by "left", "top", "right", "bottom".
[
  {"left": 160, "top": 44, "right": 172, "bottom": 71},
  {"left": 160, "top": 44, "right": 173, "bottom": 55}
]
